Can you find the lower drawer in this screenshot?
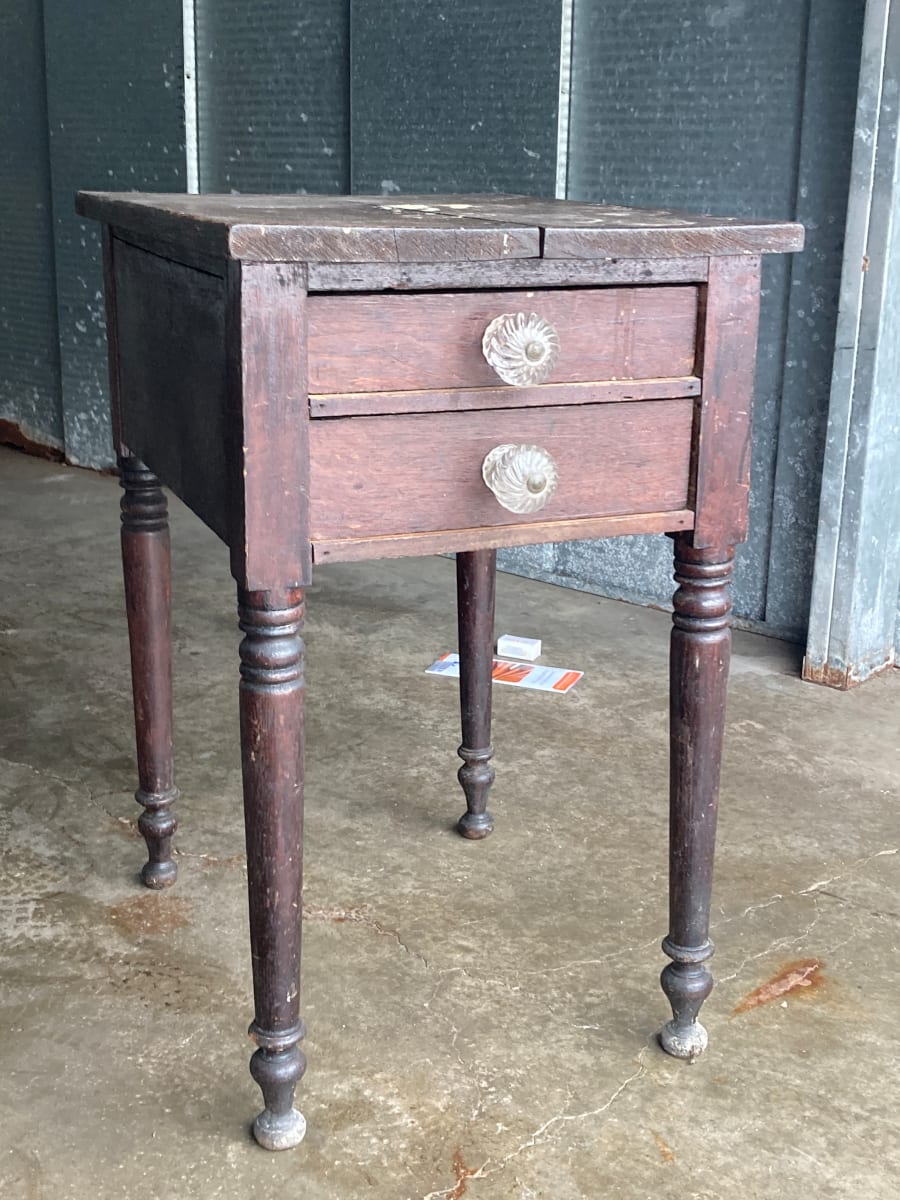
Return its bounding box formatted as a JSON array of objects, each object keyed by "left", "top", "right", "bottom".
[{"left": 308, "top": 399, "right": 694, "bottom": 543}]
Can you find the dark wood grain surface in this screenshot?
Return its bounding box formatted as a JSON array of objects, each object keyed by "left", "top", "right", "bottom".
[
  {"left": 310, "top": 376, "right": 701, "bottom": 419},
  {"left": 238, "top": 586, "right": 307, "bottom": 1149},
  {"left": 78, "top": 193, "right": 539, "bottom": 263},
  {"left": 114, "top": 238, "right": 230, "bottom": 542},
  {"left": 308, "top": 400, "right": 694, "bottom": 543},
  {"left": 691, "top": 256, "right": 763, "bottom": 548},
  {"left": 311, "top": 509, "right": 694, "bottom": 564},
  {"left": 306, "top": 257, "right": 709, "bottom": 293},
  {"left": 308, "top": 287, "right": 698, "bottom": 394},
  {"left": 225, "top": 261, "right": 311, "bottom": 591},
  {"left": 456, "top": 549, "right": 497, "bottom": 839},
  {"left": 77, "top": 191, "right": 803, "bottom": 263},
  {"left": 661, "top": 537, "right": 735, "bottom": 1060},
  {"left": 119, "top": 459, "right": 179, "bottom": 890}
]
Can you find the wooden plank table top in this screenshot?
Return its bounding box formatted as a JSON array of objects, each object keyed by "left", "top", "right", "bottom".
[{"left": 77, "top": 191, "right": 804, "bottom": 262}]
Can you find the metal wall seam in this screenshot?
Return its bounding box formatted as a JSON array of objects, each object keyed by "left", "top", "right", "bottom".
[
  {"left": 183, "top": 0, "right": 199, "bottom": 192},
  {"left": 555, "top": 0, "right": 574, "bottom": 199}
]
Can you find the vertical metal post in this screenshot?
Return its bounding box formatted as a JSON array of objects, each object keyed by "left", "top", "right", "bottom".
[
  {"left": 182, "top": 0, "right": 200, "bottom": 193},
  {"left": 555, "top": 0, "right": 575, "bottom": 198},
  {"left": 804, "top": 0, "right": 900, "bottom": 688}
]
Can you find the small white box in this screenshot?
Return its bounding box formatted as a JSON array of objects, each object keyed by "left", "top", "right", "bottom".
[{"left": 496, "top": 633, "right": 542, "bottom": 661}]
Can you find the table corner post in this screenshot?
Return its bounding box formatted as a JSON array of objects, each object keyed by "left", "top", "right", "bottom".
[
  {"left": 660, "top": 532, "right": 734, "bottom": 1060},
  {"left": 237, "top": 582, "right": 308, "bottom": 1150},
  {"left": 226, "top": 254, "right": 312, "bottom": 1148},
  {"left": 119, "top": 455, "right": 179, "bottom": 889},
  {"left": 455, "top": 547, "right": 497, "bottom": 839}
]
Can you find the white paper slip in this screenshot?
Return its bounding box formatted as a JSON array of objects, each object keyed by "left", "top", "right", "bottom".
[{"left": 426, "top": 653, "right": 583, "bottom": 694}]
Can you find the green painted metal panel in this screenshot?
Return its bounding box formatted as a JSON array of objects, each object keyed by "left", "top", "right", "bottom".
[
  {"left": 42, "top": 0, "right": 185, "bottom": 467},
  {"left": 194, "top": 0, "right": 350, "bottom": 194},
  {"left": 349, "top": 1, "right": 560, "bottom": 195},
  {"left": 0, "top": 0, "right": 62, "bottom": 450},
  {"left": 500, "top": 0, "right": 864, "bottom": 641}
]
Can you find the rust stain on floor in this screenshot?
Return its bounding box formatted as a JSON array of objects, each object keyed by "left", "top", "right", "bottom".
[
  {"left": 108, "top": 894, "right": 190, "bottom": 936},
  {"left": 447, "top": 1148, "right": 481, "bottom": 1200},
  {"left": 653, "top": 1132, "right": 676, "bottom": 1163},
  {"left": 733, "top": 958, "right": 825, "bottom": 1015}
]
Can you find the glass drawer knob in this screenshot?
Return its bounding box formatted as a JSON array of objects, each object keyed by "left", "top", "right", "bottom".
[
  {"left": 481, "top": 443, "right": 559, "bottom": 514},
  {"left": 482, "top": 312, "right": 560, "bottom": 387}
]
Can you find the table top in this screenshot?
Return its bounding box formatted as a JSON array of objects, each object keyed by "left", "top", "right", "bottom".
[{"left": 77, "top": 192, "right": 804, "bottom": 264}]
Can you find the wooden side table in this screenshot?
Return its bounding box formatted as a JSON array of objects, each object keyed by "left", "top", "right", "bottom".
[{"left": 78, "top": 191, "right": 802, "bottom": 1151}]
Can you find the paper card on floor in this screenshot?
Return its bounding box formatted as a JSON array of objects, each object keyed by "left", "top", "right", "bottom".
[{"left": 426, "top": 653, "right": 583, "bottom": 694}]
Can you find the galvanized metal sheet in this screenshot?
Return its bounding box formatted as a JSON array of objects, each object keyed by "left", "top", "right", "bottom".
[
  {"left": 765, "top": 0, "right": 869, "bottom": 640},
  {"left": 42, "top": 0, "right": 185, "bottom": 467},
  {"left": 805, "top": 0, "right": 900, "bottom": 683},
  {"left": 194, "top": 0, "right": 350, "bottom": 194},
  {"left": 349, "top": 1, "right": 560, "bottom": 195},
  {"left": 0, "top": 1, "right": 63, "bottom": 451}
]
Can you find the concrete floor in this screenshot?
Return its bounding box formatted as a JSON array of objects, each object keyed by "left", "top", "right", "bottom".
[{"left": 1, "top": 443, "right": 899, "bottom": 1199}]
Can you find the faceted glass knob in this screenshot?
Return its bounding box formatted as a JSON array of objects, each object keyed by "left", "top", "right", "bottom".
[
  {"left": 481, "top": 444, "right": 559, "bottom": 514},
  {"left": 482, "top": 312, "right": 560, "bottom": 387}
]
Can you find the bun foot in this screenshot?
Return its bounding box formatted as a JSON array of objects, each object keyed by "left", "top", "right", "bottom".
[
  {"left": 140, "top": 859, "right": 178, "bottom": 889},
  {"left": 457, "top": 810, "right": 494, "bottom": 839},
  {"left": 252, "top": 1107, "right": 306, "bottom": 1151},
  {"left": 659, "top": 1019, "right": 708, "bottom": 1061}
]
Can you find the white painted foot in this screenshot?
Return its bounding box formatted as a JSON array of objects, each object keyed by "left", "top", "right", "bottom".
[
  {"left": 660, "top": 1019, "right": 708, "bottom": 1062},
  {"left": 252, "top": 1107, "right": 306, "bottom": 1151}
]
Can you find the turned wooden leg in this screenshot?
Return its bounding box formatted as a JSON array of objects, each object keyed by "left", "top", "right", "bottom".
[
  {"left": 120, "top": 457, "right": 178, "bottom": 889},
  {"left": 660, "top": 535, "right": 734, "bottom": 1060},
  {"left": 238, "top": 587, "right": 307, "bottom": 1151},
  {"left": 455, "top": 548, "right": 496, "bottom": 839}
]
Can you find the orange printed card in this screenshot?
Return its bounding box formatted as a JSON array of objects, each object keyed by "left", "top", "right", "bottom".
[{"left": 426, "top": 653, "right": 582, "bottom": 694}]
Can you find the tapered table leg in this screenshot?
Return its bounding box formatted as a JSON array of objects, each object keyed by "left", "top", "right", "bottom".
[
  {"left": 120, "top": 457, "right": 178, "bottom": 889},
  {"left": 660, "top": 535, "right": 734, "bottom": 1060},
  {"left": 238, "top": 586, "right": 307, "bottom": 1150},
  {"left": 455, "top": 548, "right": 496, "bottom": 839}
]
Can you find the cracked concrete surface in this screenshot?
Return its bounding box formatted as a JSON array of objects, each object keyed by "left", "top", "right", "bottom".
[{"left": 1, "top": 444, "right": 899, "bottom": 1199}]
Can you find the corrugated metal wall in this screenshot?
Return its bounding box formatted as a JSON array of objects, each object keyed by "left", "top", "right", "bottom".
[
  {"left": 348, "top": 2, "right": 560, "bottom": 195},
  {"left": 498, "top": 0, "right": 866, "bottom": 641},
  {"left": 42, "top": 0, "right": 186, "bottom": 466},
  {"left": 0, "top": 0, "right": 62, "bottom": 450},
  {"left": 195, "top": 0, "right": 349, "bottom": 194},
  {"left": 1, "top": 0, "right": 185, "bottom": 466}
]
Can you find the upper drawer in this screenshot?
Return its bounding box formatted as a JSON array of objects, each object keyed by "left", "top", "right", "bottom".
[{"left": 307, "top": 286, "right": 698, "bottom": 395}]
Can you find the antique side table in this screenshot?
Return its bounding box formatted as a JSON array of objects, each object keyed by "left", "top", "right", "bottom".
[{"left": 77, "top": 192, "right": 802, "bottom": 1151}]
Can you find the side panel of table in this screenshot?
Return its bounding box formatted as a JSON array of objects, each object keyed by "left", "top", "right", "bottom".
[
  {"left": 109, "top": 235, "right": 312, "bottom": 590},
  {"left": 112, "top": 235, "right": 231, "bottom": 542}
]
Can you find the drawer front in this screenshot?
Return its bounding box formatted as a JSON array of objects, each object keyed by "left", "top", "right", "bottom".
[
  {"left": 307, "top": 286, "right": 698, "bottom": 396},
  {"left": 309, "top": 399, "right": 694, "bottom": 543}
]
